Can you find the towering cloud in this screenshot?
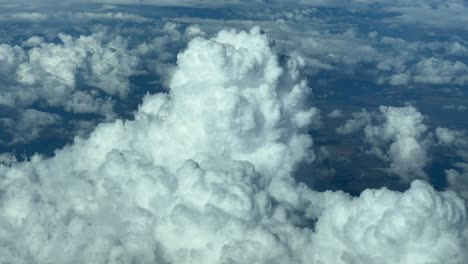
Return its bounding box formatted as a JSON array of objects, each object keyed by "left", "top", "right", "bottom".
[{"left": 0, "top": 28, "right": 466, "bottom": 264}]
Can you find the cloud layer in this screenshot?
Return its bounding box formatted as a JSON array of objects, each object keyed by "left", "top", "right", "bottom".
[{"left": 0, "top": 28, "right": 467, "bottom": 263}]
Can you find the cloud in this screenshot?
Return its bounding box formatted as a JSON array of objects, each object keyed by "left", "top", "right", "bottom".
[
  {"left": 0, "top": 31, "right": 139, "bottom": 116},
  {"left": 70, "top": 12, "right": 152, "bottom": 23},
  {"left": 443, "top": 105, "right": 467, "bottom": 112},
  {"left": 0, "top": 27, "right": 467, "bottom": 263},
  {"left": 338, "top": 106, "right": 432, "bottom": 181},
  {"left": 0, "top": 27, "right": 319, "bottom": 262},
  {"left": 446, "top": 164, "right": 468, "bottom": 200},
  {"left": 338, "top": 118, "right": 468, "bottom": 197},
  {"left": 0, "top": 109, "right": 61, "bottom": 145},
  {"left": 336, "top": 109, "right": 370, "bottom": 134},
  {"left": 0, "top": 12, "right": 49, "bottom": 21},
  {"left": 21, "top": 36, "right": 45, "bottom": 47},
  {"left": 436, "top": 127, "right": 468, "bottom": 199},
  {"left": 384, "top": 6, "right": 468, "bottom": 30},
  {"left": 436, "top": 127, "right": 468, "bottom": 162},
  {"left": 413, "top": 58, "right": 468, "bottom": 86},
  {"left": 327, "top": 109, "right": 343, "bottom": 118},
  {"left": 84, "top": 0, "right": 261, "bottom": 7},
  {"left": 0, "top": 44, "right": 25, "bottom": 82},
  {"left": 0, "top": 19, "right": 188, "bottom": 148},
  {"left": 311, "top": 180, "right": 468, "bottom": 264},
  {"left": 135, "top": 26, "right": 319, "bottom": 175}
]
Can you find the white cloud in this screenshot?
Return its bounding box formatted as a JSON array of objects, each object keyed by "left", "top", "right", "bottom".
[
  {"left": 384, "top": 6, "right": 468, "bottom": 30},
  {"left": 436, "top": 127, "right": 468, "bottom": 162},
  {"left": 21, "top": 36, "right": 45, "bottom": 47},
  {"left": 0, "top": 31, "right": 140, "bottom": 116},
  {"left": 338, "top": 106, "right": 432, "bottom": 181},
  {"left": 436, "top": 127, "right": 468, "bottom": 199},
  {"left": 0, "top": 27, "right": 318, "bottom": 263},
  {"left": 446, "top": 165, "right": 468, "bottom": 198},
  {"left": 0, "top": 26, "right": 467, "bottom": 264},
  {"left": 70, "top": 12, "right": 152, "bottom": 23},
  {"left": 336, "top": 109, "right": 370, "bottom": 134},
  {"left": 327, "top": 109, "right": 343, "bottom": 118},
  {"left": 443, "top": 105, "right": 467, "bottom": 112},
  {"left": 446, "top": 163, "right": 468, "bottom": 200},
  {"left": 311, "top": 180, "right": 468, "bottom": 264},
  {"left": 136, "top": 26, "right": 319, "bottom": 175},
  {"left": 0, "top": 12, "right": 49, "bottom": 21},
  {"left": 413, "top": 57, "right": 468, "bottom": 86},
  {"left": 436, "top": 127, "right": 467, "bottom": 146},
  {"left": 84, "top": 0, "right": 261, "bottom": 7},
  {"left": 0, "top": 44, "right": 25, "bottom": 81}
]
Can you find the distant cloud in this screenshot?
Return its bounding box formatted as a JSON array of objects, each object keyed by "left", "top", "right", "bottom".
[
  {"left": 0, "top": 12, "right": 49, "bottom": 21},
  {"left": 1, "top": 31, "right": 139, "bottom": 116},
  {"left": 443, "top": 105, "right": 467, "bottom": 112},
  {"left": 446, "top": 164, "right": 468, "bottom": 200},
  {"left": 327, "top": 109, "right": 343, "bottom": 118},
  {"left": 338, "top": 106, "right": 432, "bottom": 181},
  {"left": 68, "top": 12, "right": 153, "bottom": 23},
  {"left": 0, "top": 109, "right": 61, "bottom": 144},
  {"left": 435, "top": 127, "right": 468, "bottom": 199}
]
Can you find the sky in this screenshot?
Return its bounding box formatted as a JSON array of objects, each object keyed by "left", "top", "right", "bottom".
[{"left": 0, "top": 0, "right": 468, "bottom": 263}]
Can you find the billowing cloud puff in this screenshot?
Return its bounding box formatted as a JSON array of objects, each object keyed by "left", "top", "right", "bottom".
[
  {"left": 0, "top": 31, "right": 139, "bottom": 116},
  {"left": 436, "top": 127, "right": 468, "bottom": 161},
  {"left": 446, "top": 164, "right": 468, "bottom": 200},
  {"left": 0, "top": 27, "right": 467, "bottom": 264},
  {"left": 338, "top": 106, "right": 432, "bottom": 181},
  {"left": 336, "top": 109, "right": 371, "bottom": 134},
  {"left": 413, "top": 57, "right": 468, "bottom": 86},
  {"left": 311, "top": 180, "right": 468, "bottom": 264},
  {"left": 0, "top": 44, "right": 25, "bottom": 84},
  {"left": 0, "top": 27, "right": 318, "bottom": 263},
  {"left": 135, "top": 27, "right": 320, "bottom": 175}
]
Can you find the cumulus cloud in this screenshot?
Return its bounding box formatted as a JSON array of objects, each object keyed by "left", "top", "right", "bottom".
[
  {"left": 338, "top": 116, "right": 468, "bottom": 197},
  {"left": 446, "top": 164, "right": 468, "bottom": 200},
  {"left": 0, "top": 18, "right": 188, "bottom": 146},
  {"left": 0, "top": 27, "right": 318, "bottom": 262},
  {"left": 0, "top": 12, "right": 49, "bottom": 21},
  {"left": 338, "top": 106, "right": 432, "bottom": 181},
  {"left": 327, "top": 109, "right": 343, "bottom": 118},
  {"left": 0, "top": 27, "right": 467, "bottom": 264},
  {"left": 436, "top": 127, "right": 468, "bottom": 161},
  {"left": 0, "top": 31, "right": 139, "bottom": 116},
  {"left": 436, "top": 127, "right": 468, "bottom": 199},
  {"left": 413, "top": 57, "right": 468, "bottom": 86},
  {"left": 336, "top": 109, "right": 370, "bottom": 134},
  {"left": 0, "top": 109, "right": 61, "bottom": 145},
  {"left": 311, "top": 180, "right": 468, "bottom": 263},
  {"left": 372, "top": 35, "right": 468, "bottom": 87}
]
